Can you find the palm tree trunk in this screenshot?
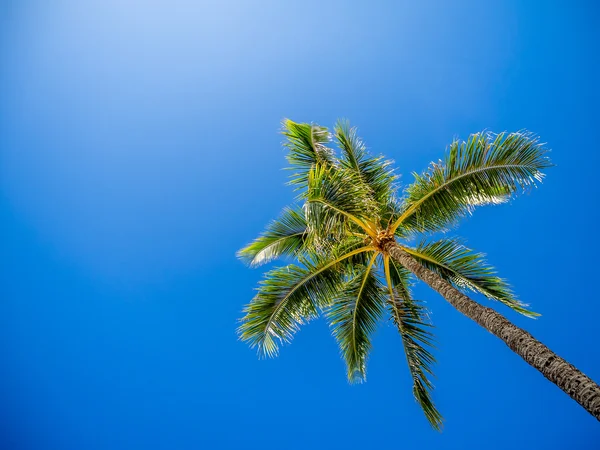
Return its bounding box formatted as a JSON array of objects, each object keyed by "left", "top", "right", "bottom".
[{"left": 384, "top": 241, "right": 600, "bottom": 421}]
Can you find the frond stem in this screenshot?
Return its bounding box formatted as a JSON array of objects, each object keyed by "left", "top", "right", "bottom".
[
  {"left": 351, "top": 253, "right": 378, "bottom": 357},
  {"left": 309, "top": 198, "right": 377, "bottom": 238}
]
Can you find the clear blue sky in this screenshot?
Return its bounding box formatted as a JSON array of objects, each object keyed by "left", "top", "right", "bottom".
[{"left": 1, "top": 1, "right": 599, "bottom": 448}]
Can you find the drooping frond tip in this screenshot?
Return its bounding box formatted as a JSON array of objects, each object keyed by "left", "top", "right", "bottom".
[
  {"left": 238, "top": 246, "right": 375, "bottom": 358},
  {"left": 237, "top": 261, "right": 337, "bottom": 358},
  {"left": 384, "top": 255, "right": 443, "bottom": 430}
]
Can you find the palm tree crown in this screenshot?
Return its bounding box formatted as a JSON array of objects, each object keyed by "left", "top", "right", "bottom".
[{"left": 237, "top": 120, "right": 551, "bottom": 429}]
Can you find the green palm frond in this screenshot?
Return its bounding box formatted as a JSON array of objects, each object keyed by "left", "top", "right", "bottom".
[
  {"left": 335, "top": 120, "right": 399, "bottom": 207},
  {"left": 392, "top": 131, "right": 551, "bottom": 234},
  {"left": 305, "top": 164, "right": 380, "bottom": 237},
  {"left": 282, "top": 119, "right": 335, "bottom": 189},
  {"left": 404, "top": 239, "right": 537, "bottom": 317},
  {"left": 238, "top": 246, "right": 374, "bottom": 357},
  {"left": 384, "top": 256, "right": 442, "bottom": 430},
  {"left": 237, "top": 206, "right": 308, "bottom": 267},
  {"left": 326, "top": 253, "right": 385, "bottom": 383}
]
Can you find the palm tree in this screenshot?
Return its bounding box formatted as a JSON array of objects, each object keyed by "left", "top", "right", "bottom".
[{"left": 237, "top": 120, "right": 600, "bottom": 429}]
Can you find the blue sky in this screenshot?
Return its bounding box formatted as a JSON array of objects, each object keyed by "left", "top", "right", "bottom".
[{"left": 1, "top": 0, "right": 599, "bottom": 448}]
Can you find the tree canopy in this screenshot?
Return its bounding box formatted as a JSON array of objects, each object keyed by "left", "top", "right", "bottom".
[{"left": 238, "top": 120, "right": 551, "bottom": 429}]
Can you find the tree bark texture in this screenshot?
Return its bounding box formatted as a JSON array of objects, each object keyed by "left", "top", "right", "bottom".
[{"left": 384, "top": 241, "right": 600, "bottom": 421}]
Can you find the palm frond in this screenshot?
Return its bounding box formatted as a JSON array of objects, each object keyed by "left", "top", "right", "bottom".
[
  {"left": 237, "top": 206, "right": 308, "bottom": 267},
  {"left": 305, "top": 164, "right": 379, "bottom": 237},
  {"left": 326, "top": 253, "right": 386, "bottom": 383},
  {"left": 238, "top": 246, "right": 375, "bottom": 357},
  {"left": 384, "top": 255, "right": 442, "bottom": 430},
  {"left": 392, "top": 131, "right": 551, "bottom": 234},
  {"left": 404, "top": 239, "right": 538, "bottom": 317},
  {"left": 335, "top": 120, "right": 399, "bottom": 207},
  {"left": 282, "top": 119, "right": 335, "bottom": 189}
]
